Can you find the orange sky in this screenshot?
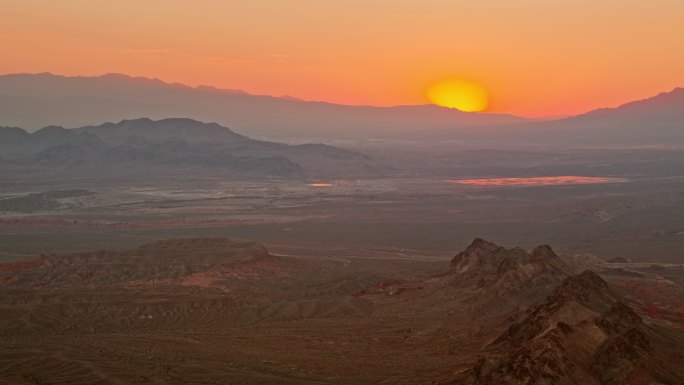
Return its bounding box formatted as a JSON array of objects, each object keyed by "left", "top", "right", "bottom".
[{"left": 2, "top": 0, "right": 684, "bottom": 117}]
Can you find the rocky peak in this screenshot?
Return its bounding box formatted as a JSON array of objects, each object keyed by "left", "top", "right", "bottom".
[
  {"left": 458, "top": 269, "right": 669, "bottom": 385},
  {"left": 531, "top": 244, "right": 559, "bottom": 260},
  {"left": 597, "top": 302, "right": 644, "bottom": 336},
  {"left": 450, "top": 238, "right": 501, "bottom": 272},
  {"left": 548, "top": 270, "right": 615, "bottom": 310},
  {"left": 456, "top": 238, "right": 499, "bottom": 259},
  {"left": 449, "top": 239, "right": 571, "bottom": 297},
  {"left": 468, "top": 238, "right": 497, "bottom": 251}
]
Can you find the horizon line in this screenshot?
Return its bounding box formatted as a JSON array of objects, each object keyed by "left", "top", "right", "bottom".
[{"left": 2, "top": 71, "right": 682, "bottom": 120}]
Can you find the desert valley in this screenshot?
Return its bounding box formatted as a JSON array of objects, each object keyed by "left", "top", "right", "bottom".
[
  {"left": 2, "top": 2, "right": 684, "bottom": 383},
  {"left": 1, "top": 94, "right": 684, "bottom": 383}
]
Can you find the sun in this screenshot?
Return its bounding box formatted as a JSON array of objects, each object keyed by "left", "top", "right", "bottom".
[{"left": 426, "top": 79, "right": 489, "bottom": 112}]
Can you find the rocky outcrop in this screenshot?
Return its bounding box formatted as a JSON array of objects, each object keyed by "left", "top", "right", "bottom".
[
  {"left": 449, "top": 239, "right": 570, "bottom": 299},
  {"left": 452, "top": 271, "right": 683, "bottom": 385}
]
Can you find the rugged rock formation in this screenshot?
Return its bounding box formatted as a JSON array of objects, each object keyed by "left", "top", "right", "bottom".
[
  {"left": 451, "top": 271, "right": 683, "bottom": 385},
  {"left": 363, "top": 239, "right": 575, "bottom": 318},
  {"left": 448, "top": 239, "right": 570, "bottom": 307}
]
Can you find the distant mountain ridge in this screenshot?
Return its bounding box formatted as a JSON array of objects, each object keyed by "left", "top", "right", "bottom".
[
  {"left": 74, "top": 117, "right": 249, "bottom": 145},
  {"left": 474, "top": 86, "right": 684, "bottom": 146},
  {"left": 1, "top": 73, "right": 682, "bottom": 145},
  {"left": 0, "top": 73, "right": 527, "bottom": 139},
  {"left": 578, "top": 87, "right": 684, "bottom": 118},
  {"left": 0, "top": 118, "right": 382, "bottom": 177}
]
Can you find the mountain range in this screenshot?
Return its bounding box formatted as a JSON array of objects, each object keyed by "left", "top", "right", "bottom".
[
  {"left": 0, "top": 118, "right": 380, "bottom": 176},
  {"left": 0, "top": 73, "right": 525, "bottom": 140},
  {"left": 499, "top": 87, "right": 684, "bottom": 146},
  {"left": 1, "top": 73, "right": 682, "bottom": 145}
]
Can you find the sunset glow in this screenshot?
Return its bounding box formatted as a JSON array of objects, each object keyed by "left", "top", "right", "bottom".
[
  {"left": 1, "top": 1, "right": 684, "bottom": 116},
  {"left": 3, "top": 0, "right": 684, "bottom": 382},
  {"left": 445, "top": 176, "right": 627, "bottom": 186},
  {"left": 426, "top": 80, "right": 488, "bottom": 112}
]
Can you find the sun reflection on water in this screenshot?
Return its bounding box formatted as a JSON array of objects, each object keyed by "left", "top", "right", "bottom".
[{"left": 445, "top": 176, "right": 626, "bottom": 186}]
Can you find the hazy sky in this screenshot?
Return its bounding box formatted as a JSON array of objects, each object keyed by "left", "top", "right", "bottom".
[{"left": 2, "top": 0, "right": 684, "bottom": 117}]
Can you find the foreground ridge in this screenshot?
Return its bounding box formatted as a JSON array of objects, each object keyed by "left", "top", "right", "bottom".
[{"left": 445, "top": 270, "right": 683, "bottom": 385}]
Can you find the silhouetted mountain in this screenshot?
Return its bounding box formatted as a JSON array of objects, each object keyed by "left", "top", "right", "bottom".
[
  {"left": 0, "top": 118, "right": 382, "bottom": 176},
  {"left": 0, "top": 73, "right": 527, "bottom": 139},
  {"left": 573, "top": 87, "right": 684, "bottom": 121},
  {"left": 503, "top": 87, "right": 684, "bottom": 145},
  {"left": 74, "top": 117, "right": 249, "bottom": 145},
  {"left": 1, "top": 73, "right": 682, "bottom": 145}
]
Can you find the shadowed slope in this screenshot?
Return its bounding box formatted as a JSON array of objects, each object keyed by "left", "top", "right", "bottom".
[{"left": 446, "top": 271, "right": 684, "bottom": 385}]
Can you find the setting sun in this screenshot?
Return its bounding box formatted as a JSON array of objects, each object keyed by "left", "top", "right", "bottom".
[
  {"left": 2, "top": 2, "right": 684, "bottom": 384},
  {"left": 426, "top": 79, "right": 489, "bottom": 112}
]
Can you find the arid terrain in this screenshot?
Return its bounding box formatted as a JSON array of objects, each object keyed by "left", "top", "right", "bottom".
[
  {"left": 2, "top": 142, "right": 684, "bottom": 263},
  {"left": 2, "top": 119, "right": 684, "bottom": 384},
  {"left": 4, "top": 2, "right": 684, "bottom": 383},
  {"left": 0, "top": 237, "right": 682, "bottom": 384}
]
